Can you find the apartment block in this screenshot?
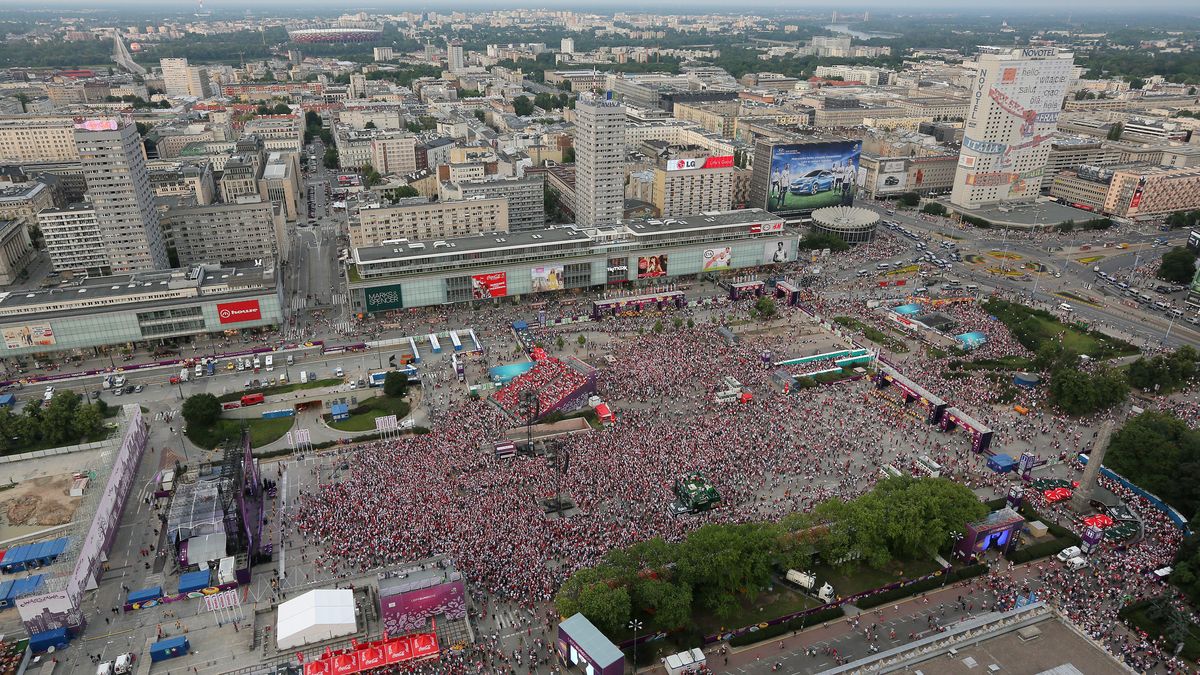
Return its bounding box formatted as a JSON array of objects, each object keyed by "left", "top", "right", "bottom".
[{"left": 350, "top": 197, "right": 509, "bottom": 248}]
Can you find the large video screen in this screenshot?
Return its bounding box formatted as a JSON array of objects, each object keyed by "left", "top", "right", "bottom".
[{"left": 765, "top": 141, "right": 861, "bottom": 213}]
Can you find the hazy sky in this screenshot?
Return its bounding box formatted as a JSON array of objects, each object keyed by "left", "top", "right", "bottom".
[{"left": 6, "top": 0, "right": 1200, "bottom": 12}]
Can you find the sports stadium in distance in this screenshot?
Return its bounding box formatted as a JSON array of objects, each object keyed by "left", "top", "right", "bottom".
[{"left": 288, "top": 28, "right": 382, "bottom": 43}]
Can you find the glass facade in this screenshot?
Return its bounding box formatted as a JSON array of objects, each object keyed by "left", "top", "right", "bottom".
[
  {"left": 352, "top": 238, "right": 795, "bottom": 312},
  {"left": 0, "top": 294, "right": 282, "bottom": 356}
]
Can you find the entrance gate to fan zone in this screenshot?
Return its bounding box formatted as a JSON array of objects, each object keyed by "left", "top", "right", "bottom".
[
  {"left": 873, "top": 365, "right": 947, "bottom": 425},
  {"left": 375, "top": 414, "right": 400, "bottom": 440},
  {"left": 286, "top": 428, "right": 313, "bottom": 455},
  {"left": 774, "top": 280, "right": 802, "bottom": 306},
  {"left": 940, "top": 406, "right": 994, "bottom": 454},
  {"left": 202, "top": 589, "right": 245, "bottom": 627}
]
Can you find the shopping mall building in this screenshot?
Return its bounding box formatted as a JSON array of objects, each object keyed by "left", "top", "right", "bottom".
[
  {"left": 346, "top": 209, "right": 798, "bottom": 313},
  {"left": 0, "top": 264, "right": 282, "bottom": 359}
]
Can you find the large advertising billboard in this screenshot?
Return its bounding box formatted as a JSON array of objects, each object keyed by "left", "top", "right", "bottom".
[
  {"left": 217, "top": 299, "right": 262, "bottom": 324},
  {"left": 665, "top": 155, "right": 735, "bottom": 172},
  {"left": 876, "top": 160, "right": 907, "bottom": 193},
  {"left": 470, "top": 272, "right": 507, "bottom": 299},
  {"left": 380, "top": 580, "right": 466, "bottom": 634},
  {"left": 637, "top": 255, "right": 668, "bottom": 279},
  {"left": 765, "top": 141, "right": 861, "bottom": 213},
  {"left": 531, "top": 265, "right": 565, "bottom": 293},
  {"left": 702, "top": 247, "right": 733, "bottom": 271},
  {"left": 765, "top": 241, "right": 790, "bottom": 264},
  {"left": 2, "top": 324, "right": 56, "bottom": 349},
  {"left": 364, "top": 284, "right": 403, "bottom": 313}
]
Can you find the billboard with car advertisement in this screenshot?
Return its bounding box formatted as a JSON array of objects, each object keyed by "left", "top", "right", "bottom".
[
  {"left": 702, "top": 247, "right": 733, "bottom": 271},
  {"left": 637, "top": 255, "right": 668, "bottom": 279},
  {"left": 765, "top": 141, "right": 861, "bottom": 214},
  {"left": 364, "top": 284, "right": 404, "bottom": 313},
  {"left": 216, "top": 299, "right": 262, "bottom": 324},
  {"left": 531, "top": 265, "right": 565, "bottom": 293},
  {"left": 2, "top": 324, "right": 56, "bottom": 349},
  {"left": 876, "top": 160, "right": 908, "bottom": 193},
  {"left": 665, "top": 155, "right": 735, "bottom": 172},
  {"left": 470, "top": 272, "right": 507, "bottom": 299}
]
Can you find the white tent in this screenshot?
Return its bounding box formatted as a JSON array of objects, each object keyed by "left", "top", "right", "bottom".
[{"left": 276, "top": 589, "right": 357, "bottom": 650}]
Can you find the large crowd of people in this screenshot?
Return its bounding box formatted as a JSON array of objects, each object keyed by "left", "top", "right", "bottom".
[
  {"left": 488, "top": 357, "right": 591, "bottom": 423},
  {"left": 286, "top": 255, "right": 1196, "bottom": 673}
]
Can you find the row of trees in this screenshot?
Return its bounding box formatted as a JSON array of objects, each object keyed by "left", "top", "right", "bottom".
[
  {"left": 1106, "top": 412, "right": 1200, "bottom": 523},
  {"left": 1127, "top": 346, "right": 1198, "bottom": 394},
  {"left": 0, "top": 392, "right": 108, "bottom": 453},
  {"left": 554, "top": 477, "right": 985, "bottom": 636},
  {"left": 1165, "top": 210, "right": 1200, "bottom": 230}
]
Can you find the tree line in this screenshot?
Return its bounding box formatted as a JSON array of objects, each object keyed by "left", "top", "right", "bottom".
[
  {"left": 0, "top": 391, "right": 109, "bottom": 453},
  {"left": 554, "top": 476, "right": 985, "bottom": 637}
]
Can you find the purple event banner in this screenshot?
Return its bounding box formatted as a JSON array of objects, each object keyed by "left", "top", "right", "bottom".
[{"left": 379, "top": 581, "right": 466, "bottom": 634}]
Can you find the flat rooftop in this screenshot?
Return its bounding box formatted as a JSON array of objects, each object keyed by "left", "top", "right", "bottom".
[
  {"left": 949, "top": 200, "right": 1104, "bottom": 228},
  {"left": 889, "top": 613, "right": 1127, "bottom": 675},
  {"left": 624, "top": 208, "right": 781, "bottom": 236},
  {"left": 0, "top": 264, "right": 275, "bottom": 318},
  {"left": 356, "top": 226, "right": 592, "bottom": 263}
]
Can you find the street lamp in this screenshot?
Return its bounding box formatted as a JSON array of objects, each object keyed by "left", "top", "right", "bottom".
[{"left": 628, "top": 619, "right": 643, "bottom": 674}]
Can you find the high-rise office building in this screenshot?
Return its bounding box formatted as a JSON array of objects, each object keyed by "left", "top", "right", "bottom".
[
  {"left": 73, "top": 118, "right": 169, "bottom": 273},
  {"left": 160, "top": 57, "right": 211, "bottom": 98},
  {"left": 560, "top": 37, "right": 575, "bottom": 54},
  {"left": 951, "top": 46, "right": 1074, "bottom": 209},
  {"left": 574, "top": 96, "right": 625, "bottom": 227},
  {"left": 447, "top": 40, "right": 465, "bottom": 73},
  {"left": 160, "top": 58, "right": 191, "bottom": 97}
]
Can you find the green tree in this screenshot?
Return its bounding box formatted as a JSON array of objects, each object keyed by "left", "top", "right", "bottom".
[
  {"left": 562, "top": 147, "right": 575, "bottom": 163},
  {"left": 899, "top": 192, "right": 920, "bottom": 207},
  {"left": 577, "top": 335, "right": 586, "bottom": 346},
  {"left": 1049, "top": 366, "right": 1129, "bottom": 416},
  {"left": 305, "top": 110, "right": 321, "bottom": 128},
  {"left": 361, "top": 163, "right": 382, "bottom": 187},
  {"left": 364, "top": 121, "right": 376, "bottom": 129},
  {"left": 323, "top": 147, "right": 339, "bottom": 169},
  {"left": 1107, "top": 412, "right": 1200, "bottom": 520},
  {"left": 1129, "top": 77, "right": 1145, "bottom": 90},
  {"left": 41, "top": 392, "right": 81, "bottom": 445},
  {"left": 920, "top": 202, "right": 947, "bottom": 216},
  {"left": 632, "top": 578, "right": 692, "bottom": 632},
  {"left": 181, "top": 393, "right": 221, "bottom": 429},
  {"left": 1171, "top": 535, "right": 1200, "bottom": 604},
  {"left": 272, "top": 103, "right": 291, "bottom": 114},
  {"left": 383, "top": 186, "right": 420, "bottom": 203},
  {"left": 72, "top": 404, "right": 104, "bottom": 440},
  {"left": 1127, "top": 346, "right": 1198, "bottom": 394},
  {"left": 754, "top": 296, "right": 777, "bottom": 319},
  {"left": 512, "top": 95, "right": 534, "bottom": 116},
  {"left": 1157, "top": 247, "right": 1198, "bottom": 284},
  {"left": 1107, "top": 122, "right": 1125, "bottom": 140},
  {"left": 798, "top": 232, "right": 850, "bottom": 252},
  {"left": 676, "top": 523, "right": 781, "bottom": 618},
  {"left": 554, "top": 567, "right": 631, "bottom": 635},
  {"left": 653, "top": 319, "right": 664, "bottom": 334},
  {"left": 383, "top": 371, "right": 409, "bottom": 398}
]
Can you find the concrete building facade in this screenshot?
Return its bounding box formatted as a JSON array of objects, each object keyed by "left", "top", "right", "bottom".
[
  {"left": 438, "top": 174, "right": 545, "bottom": 232},
  {"left": 574, "top": 96, "right": 625, "bottom": 227},
  {"left": 350, "top": 197, "right": 509, "bottom": 248},
  {"left": 38, "top": 202, "right": 109, "bottom": 276},
  {"left": 164, "top": 198, "right": 285, "bottom": 266},
  {"left": 74, "top": 118, "right": 169, "bottom": 273}
]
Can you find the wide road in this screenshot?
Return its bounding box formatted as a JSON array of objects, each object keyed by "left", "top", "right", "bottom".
[{"left": 856, "top": 202, "right": 1200, "bottom": 349}]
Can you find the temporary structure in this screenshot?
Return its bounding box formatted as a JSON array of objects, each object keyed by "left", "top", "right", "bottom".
[{"left": 277, "top": 589, "right": 357, "bottom": 650}]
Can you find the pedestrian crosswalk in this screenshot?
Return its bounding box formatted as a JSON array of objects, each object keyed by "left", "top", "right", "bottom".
[
  {"left": 330, "top": 292, "right": 348, "bottom": 306},
  {"left": 334, "top": 321, "right": 353, "bottom": 334}
]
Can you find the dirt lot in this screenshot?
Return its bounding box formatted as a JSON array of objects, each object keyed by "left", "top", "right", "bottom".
[{"left": 0, "top": 474, "right": 81, "bottom": 536}]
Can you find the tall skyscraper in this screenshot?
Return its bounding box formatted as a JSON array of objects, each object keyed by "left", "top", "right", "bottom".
[
  {"left": 574, "top": 95, "right": 625, "bottom": 227},
  {"left": 447, "top": 39, "right": 465, "bottom": 73},
  {"left": 74, "top": 118, "right": 169, "bottom": 273},
  {"left": 160, "top": 57, "right": 191, "bottom": 97},
  {"left": 951, "top": 46, "right": 1074, "bottom": 210}
]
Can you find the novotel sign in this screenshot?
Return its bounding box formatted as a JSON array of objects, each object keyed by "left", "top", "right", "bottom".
[
  {"left": 1021, "top": 48, "right": 1057, "bottom": 58},
  {"left": 665, "top": 155, "right": 735, "bottom": 172},
  {"left": 216, "top": 299, "right": 262, "bottom": 324}
]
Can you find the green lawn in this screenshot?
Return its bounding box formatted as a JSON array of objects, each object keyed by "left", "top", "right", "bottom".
[
  {"left": 694, "top": 584, "right": 821, "bottom": 635},
  {"left": 983, "top": 298, "right": 1138, "bottom": 359},
  {"left": 811, "top": 557, "right": 942, "bottom": 598},
  {"left": 325, "top": 395, "right": 410, "bottom": 432},
  {"left": 216, "top": 378, "right": 343, "bottom": 403},
  {"left": 833, "top": 316, "right": 910, "bottom": 353},
  {"left": 186, "top": 416, "right": 295, "bottom": 449}
]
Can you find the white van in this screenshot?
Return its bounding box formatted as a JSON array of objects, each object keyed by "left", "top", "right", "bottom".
[
  {"left": 265, "top": 355, "right": 274, "bottom": 372},
  {"left": 1067, "top": 556, "right": 1089, "bottom": 571},
  {"left": 1057, "top": 545, "right": 1082, "bottom": 562},
  {"left": 876, "top": 262, "right": 890, "bottom": 270},
  {"left": 252, "top": 355, "right": 261, "bottom": 369},
  {"left": 286, "top": 354, "right": 294, "bottom": 365},
  {"left": 1058, "top": 303, "right": 1073, "bottom": 312},
  {"left": 299, "top": 370, "right": 309, "bottom": 384}
]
